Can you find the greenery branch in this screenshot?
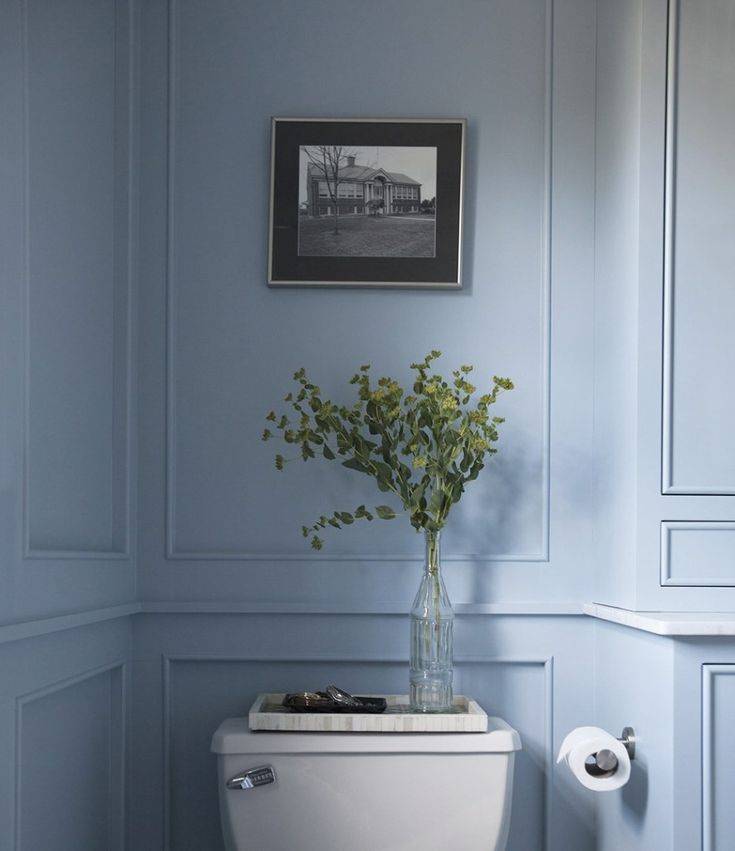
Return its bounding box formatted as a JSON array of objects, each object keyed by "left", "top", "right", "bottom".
[{"left": 262, "top": 351, "right": 513, "bottom": 550}]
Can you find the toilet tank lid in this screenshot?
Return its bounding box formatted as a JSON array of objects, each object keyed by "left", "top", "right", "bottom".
[{"left": 211, "top": 717, "right": 521, "bottom": 755}]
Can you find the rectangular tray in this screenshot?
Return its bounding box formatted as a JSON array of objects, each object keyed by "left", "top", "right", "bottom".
[{"left": 248, "top": 694, "right": 488, "bottom": 732}]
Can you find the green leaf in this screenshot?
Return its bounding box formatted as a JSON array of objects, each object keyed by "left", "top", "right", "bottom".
[
  {"left": 374, "top": 461, "right": 393, "bottom": 481},
  {"left": 323, "top": 445, "right": 335, "bottom": 460},
  {"left": 375, "top": 505, "right": 396, "bottom": 520},
  {"left": 428, "top": 490, "right": 444, "bottom": 515},
  {"left": 342, "top": 458, "right": 369, "bottom": 474}
]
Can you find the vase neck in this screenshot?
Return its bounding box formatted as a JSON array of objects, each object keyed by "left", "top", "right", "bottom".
[{"left": 424, "top": 529, "right": 441, "bottom": 576}]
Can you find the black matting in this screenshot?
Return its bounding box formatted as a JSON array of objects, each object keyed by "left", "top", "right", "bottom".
[{"left": 268, "top": 118, "right": 465, "bottom": 287}]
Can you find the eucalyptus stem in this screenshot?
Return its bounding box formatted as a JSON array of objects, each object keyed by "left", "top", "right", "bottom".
[
  {"left": 263, "top": 351, "right": 514, "bottom": 549},
  {"left": 426, "top": 528, "right": 442, "bottom": 646}
]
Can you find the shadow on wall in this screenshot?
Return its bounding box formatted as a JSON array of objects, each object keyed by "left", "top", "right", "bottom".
[
  {"left": 622, "top": 760, "right": 648, "bottom": 824},
  {"left": 451, "top": 434, "right": 542, "bottom": 553}
]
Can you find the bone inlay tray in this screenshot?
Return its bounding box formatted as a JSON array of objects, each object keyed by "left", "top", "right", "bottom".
[{"left": 248, "top": 694, "right": 488, "bottom": 732}]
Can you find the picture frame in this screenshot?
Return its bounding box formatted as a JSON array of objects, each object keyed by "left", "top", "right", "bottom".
[{"left": 267, "top": 117, "right": 466, "bottom": 288}]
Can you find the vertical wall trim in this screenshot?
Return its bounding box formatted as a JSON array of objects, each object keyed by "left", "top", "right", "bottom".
[
  {"left": 544, "top": 654, "right": 554, "bottom": 849},
  {"left": 701, "top": 664, "right": 735, "bottom": 851},
  {"left": 540, "top": 0, "right": 553, "bottom": 566},
  {"left": 20, "top": 0, "right": 135, "bottom": 559},
  {"left": 160, "top": 653, "right": 553, "bottom": 851},
  {"left": 163, "top": 0, "right": 554, "bottom": 563},
  {"left": 161, "top": 654, "right": 172, "bottom": 851},
  {"left": 661, "top": 0, "right": 735, "bottom": 496},
  {"left": 13, "top": 660, "right": 127, "bottom": 851},
  {"left": 164, "top": 0, "right": 178, "bottom": 564},
  {"left": 660, "top": 0, "right": 677, "bottom": 494}
]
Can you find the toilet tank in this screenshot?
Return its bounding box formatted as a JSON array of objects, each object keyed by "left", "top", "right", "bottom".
[{"left": 211, "top": 717, "right": 521, "bottom": 851}]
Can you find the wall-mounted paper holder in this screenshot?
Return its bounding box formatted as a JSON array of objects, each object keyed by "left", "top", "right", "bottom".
[{"left": 585, "top": 726, "right": 635, "bottom": 777}]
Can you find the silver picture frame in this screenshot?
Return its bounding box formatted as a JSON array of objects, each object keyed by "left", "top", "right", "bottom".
[{"left": 267, "top": 117, "right": 466, "bottom": 289}]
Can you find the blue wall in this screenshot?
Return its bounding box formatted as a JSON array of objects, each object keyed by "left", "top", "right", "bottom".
[
  {"left": 2, "top": 0, "right": 735, "bottom": 848},
  {"left": 137, "top": 0, "right": 597, "bottom": 610},
  {"left": 0, "top": 0, "right": 137, "bottom": 847},
  {"left": 129, "top": 0, "right": 602, "bottom": 846}
]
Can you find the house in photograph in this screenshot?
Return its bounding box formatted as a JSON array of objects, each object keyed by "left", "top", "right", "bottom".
[{"left": 305, "top": 155, "right": 422, "bottom": 217}]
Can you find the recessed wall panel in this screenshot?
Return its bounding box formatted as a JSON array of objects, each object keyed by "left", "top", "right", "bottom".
[
  {"left": 17, "top": 666, "right": 124, "bottom": 850},
  {"left": 167, "top": 0, "right": 550, "bottom": 560},
  {"left": 661, "top": 522, "right": 735, "bottom": 587},
  {"left": 166, "top": 657, "right": 548, "bottom": 851},
  {"left": 25, "top": 0, "right": 130, "bottom": 554},
  {"left": 663, "top": 0, "right": 735, "bottom": 493},
  {"left": 703, "top": 665, "right": 735, "bottom": 850}
]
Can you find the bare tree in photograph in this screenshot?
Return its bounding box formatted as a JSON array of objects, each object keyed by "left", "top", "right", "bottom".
[{"left": 302, "top": 145, "right": 356, "bottom": 235}]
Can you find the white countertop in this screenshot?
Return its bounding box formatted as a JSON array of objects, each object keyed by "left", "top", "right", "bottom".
[{"left": 584, "top": 602, "right": 735, "bottom": 636}]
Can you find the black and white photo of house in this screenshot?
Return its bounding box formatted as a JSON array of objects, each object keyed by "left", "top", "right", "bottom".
[{"left": 298, "top": 145, "right": 437, "bottom": 258}]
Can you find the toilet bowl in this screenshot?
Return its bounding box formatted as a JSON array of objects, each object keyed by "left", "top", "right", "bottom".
[{"left": 211, "top": 716, "right": 521, "bottom": 851}]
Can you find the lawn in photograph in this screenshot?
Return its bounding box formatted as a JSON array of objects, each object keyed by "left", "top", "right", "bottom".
[{"left": 298, "top": 214, "right": 435, "bottom": 257}]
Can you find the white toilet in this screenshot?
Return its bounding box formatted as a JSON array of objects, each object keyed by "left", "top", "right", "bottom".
[{"left": 211, "top": 716, "right": 521, "bottom": 851}]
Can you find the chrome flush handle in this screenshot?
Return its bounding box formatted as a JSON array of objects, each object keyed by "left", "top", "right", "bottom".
[{"left": 226, "top": 765, "right": 276, "bottom": 791}]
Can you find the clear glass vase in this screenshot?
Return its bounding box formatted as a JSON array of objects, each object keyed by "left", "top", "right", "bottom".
[{"left": 409, "top": 529, "right": 454, "bottom": 712}]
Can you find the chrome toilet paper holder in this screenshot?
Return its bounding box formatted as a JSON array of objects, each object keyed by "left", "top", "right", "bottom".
[
  {"left": 586, "top": 726, "right": 635, "bottom": 777},
  {"left": 618, "top": 726, "right": 636, "bottom": 760}
]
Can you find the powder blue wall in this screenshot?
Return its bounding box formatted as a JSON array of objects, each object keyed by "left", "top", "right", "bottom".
[
  {"left": 0, "top": 0, "right": 137, "bottom": 847},
  {"left": 136, "top": 0, "right": 597, "bottom": 611},
  {"left": 130, "top": 0, "right": 602, "bottom": 847},
  {"left": 2, "top": 0, "right": 734, "bottom": 848}
]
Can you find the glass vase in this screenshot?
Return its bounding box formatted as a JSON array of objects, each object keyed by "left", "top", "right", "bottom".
[{"left": 409, "top": 529, "right": 454, "bottom": 712}]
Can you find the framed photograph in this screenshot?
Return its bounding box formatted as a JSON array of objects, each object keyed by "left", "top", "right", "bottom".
[{"left": 268, "top": 118, "right": 466, "bottom": 288}]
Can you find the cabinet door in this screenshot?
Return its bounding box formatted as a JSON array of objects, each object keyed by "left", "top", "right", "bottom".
[{"left": 663, "top": 0, "right": 735, "bottom": 494}]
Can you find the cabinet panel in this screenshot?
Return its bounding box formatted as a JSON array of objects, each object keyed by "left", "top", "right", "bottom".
[
  {"left": 703, "top": 665, "right": 735, "bottom": 850},
  {"left": 663, "top": 0, "right": 735, "bottom": 494},
  {"left": 661, "top": 521, "right": 735, "bottom": 586}
]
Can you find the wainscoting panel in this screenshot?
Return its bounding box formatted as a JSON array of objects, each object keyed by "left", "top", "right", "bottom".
[
  {"left": 661, "top": 521, "right": 735, "bottom": 587},
  {"left": 662, "top": 0, "right": 735, "bottom": 494},
  {"left": 163, "top": 656, "right": 549, "bottom": 851},
  {"left": 130, "top": 613, "right": 595, "bottom": 851},
  {"left": 16, "top": 662, "right": 126, "bottom": 851},
  {"left": 702, "top": 664, "right": 735, "bottom": 851},
  {"left": 23, "top": 0, "right": 134, "bottom": 556},
  {"left": 0, "top": 617, "right": 131, "bottom": 851}
]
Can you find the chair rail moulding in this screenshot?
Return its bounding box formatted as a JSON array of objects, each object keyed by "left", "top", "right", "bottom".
[
  {"left": 162, "top": 0, "right": 554, "bottom": 564},
  {"left": 141, "top": 601, "right": 583, "bottom": 615},
  {"left": 0, "top": 603, "right": 141, "bottom": 645}
]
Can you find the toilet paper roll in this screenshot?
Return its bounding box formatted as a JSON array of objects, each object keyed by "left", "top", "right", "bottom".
[{"left": 556, "top": 726, "right": 631, "bottom": 791}]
